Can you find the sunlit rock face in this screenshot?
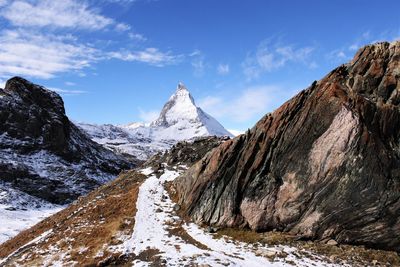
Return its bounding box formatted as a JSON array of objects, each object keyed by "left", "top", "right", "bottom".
[{"left": 175, "top": 41, "right": 400, "bottom": 252}]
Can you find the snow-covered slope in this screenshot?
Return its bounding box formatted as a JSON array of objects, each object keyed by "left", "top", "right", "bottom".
[
  {"left": 78, "top": 83, "right": 232, "bottom": 161},
  {"left": 77, "top": 122, "right": 167, "bottom": 161},
  {"left": 0, "top": 183, "right": 63, "bottom": 244},
  {"left": 2, "top": 138, "right": 393, "bottom": 266},
  {"left": 0, "top": 77, "right": 133, "bottom": 244}
]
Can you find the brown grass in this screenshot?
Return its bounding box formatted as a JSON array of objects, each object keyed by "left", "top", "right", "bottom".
[
  {"left": 166, "top": 225, "right": 209, "bottom": 250},
  {"left": 0, "top": 170, "right": 146, "bottom": 266}
]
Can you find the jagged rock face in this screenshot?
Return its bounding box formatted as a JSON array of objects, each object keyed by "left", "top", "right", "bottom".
[
  {"left": 0, "top": 77, "right": 133, "bottom": 204},
  {"left": 0, "top": 77, "right": 69, "bottom": 155},
  {"left": 174, "top": 41, "right": 400, "bottom": 251},
  {"left": 144, "top": 136, "right": 230, "bottom": 169}
]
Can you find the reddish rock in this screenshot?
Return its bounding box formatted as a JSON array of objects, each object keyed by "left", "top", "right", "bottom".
[{"left": 174, "top": 41, "right": 400, "bottom": 252}]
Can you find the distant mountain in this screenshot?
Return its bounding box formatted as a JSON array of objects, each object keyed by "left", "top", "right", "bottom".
[
  {"left": 150, "top": 82, "right": 232, "bottom": 138},
  {"left": 0, "top": 77, "right": 133, "bottom": 243},
  {"left": 174, "top": 41, "right": 400, "bottom": 252},
  {"left": 78, "top": 83, "right": 232, "bottom": 162}
]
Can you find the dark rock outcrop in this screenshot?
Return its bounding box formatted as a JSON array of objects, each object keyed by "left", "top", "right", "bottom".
[
  {"left": 174, "top": 41, "right": 400, "bottom": 251},
  {"left": 0, "top": 77, "right": 133, "bottom": 204},
  {"left": 144, "top": 136, "right": 230, "bottom": 169}
]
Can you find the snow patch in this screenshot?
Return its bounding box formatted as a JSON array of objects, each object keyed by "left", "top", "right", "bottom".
[{"left": 118, "top": 167, "right": 340, "bottom": 266}]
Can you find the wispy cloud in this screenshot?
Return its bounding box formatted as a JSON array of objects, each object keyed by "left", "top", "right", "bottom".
[
  {"left": 243, "top": 40, "right": 314, "bottom": 80},
  {"left": 108, "top": 48, "right": 183, "bottom": 67},
  {"left": 199, "top": 85, "right": 295, "bottom": 122},
  {"left": 332, "top": 30, "right": 400, "bottom": 64},
  {"left": 102, "top": 0, "right": 136, "bottom": 4},
  {"left": 138, "top": 108, "right": 159, "bottom": 122},
  {"left": 49, "top": 87, "right": 87, "bottom": 96},
  {"left": 0, "top": 0, "right": 7, "bottom": 7},
  {"left": 189, "top": 50, "right": 206, "bottom": 77},
  {"left": 348, "top": 31, "right": 371, "bottom": 51},
  {"left": 217, "top": 63, "right": 230, "bottom": 75},
  {"left": 128, "top": 32, "right": 147, "bottom": 41},
  {"left": 0, "top": 29, "right": 97, "bottom": 79},
  {"left": 326, "top": 49, "right": 350, "bottom": 63},
  {"left": 115, "top": 23, "right": 131, "bottom": 32},
  {"left": 0, "top": 0, "right": 181, "bottom": 79},
  {"left": 1, "top": 0, "right": 113, "bottom": 30}
]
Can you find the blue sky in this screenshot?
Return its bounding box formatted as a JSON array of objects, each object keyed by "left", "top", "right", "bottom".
[{"left": 0, "top": 0, "right": 399, "bottom": 133}]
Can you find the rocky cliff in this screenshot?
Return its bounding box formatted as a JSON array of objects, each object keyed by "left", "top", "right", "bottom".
[
  {"left": 0, "top": 77, "right": 133, "bottom": 205},
  {"left": 174, "top": 41, "right": 400, "bottom": 252}
]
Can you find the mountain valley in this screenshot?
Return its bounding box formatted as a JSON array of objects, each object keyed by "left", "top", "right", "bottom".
[{"left": 1, "top": 42, "right": 400, "bottom": 266}]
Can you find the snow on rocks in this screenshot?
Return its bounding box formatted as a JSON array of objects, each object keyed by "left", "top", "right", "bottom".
[
  {"left": 0, "top": 229, "right": 53, "bottom": 265},
  {"left": 120, "top": 166, "right": 341, "bottom": 266},
  {"left": 78, "top": 83, "right": 233, "bottom": 162}
]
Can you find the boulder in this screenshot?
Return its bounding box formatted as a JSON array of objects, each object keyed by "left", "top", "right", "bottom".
[{"left": 174, "top": 41, "right": 400, "bottom": 252}]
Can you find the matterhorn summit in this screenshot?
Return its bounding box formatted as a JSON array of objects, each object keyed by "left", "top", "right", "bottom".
[
  {"left": 150, "top": 82, "right": 232, "bottom": 139},
  {"left": 78, "top": 82, "right": 232, "bottom": 162},
  {"left": 151, "top": 82, "right": 197, "bottom": 127}
]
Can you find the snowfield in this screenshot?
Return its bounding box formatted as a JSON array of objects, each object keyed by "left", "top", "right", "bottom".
[
  {"left": 115, "top": 167, "right": 342, "bottom": 266},
  {"left": 0, "top": 184, "right": 63, "bottom": 244}
]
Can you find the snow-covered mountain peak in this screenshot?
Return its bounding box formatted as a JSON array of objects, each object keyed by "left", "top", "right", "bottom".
[
  {"left": 151, "top": 82, "right": 198, "bottom": 127},
  {"left": 78, "top": 83, "right": 233, "bottom": 163},
  {"left": 177, "top": 81, "right": 187, "bottom": 91},
  {"left": 150, "top": 83, "right": 233, "bottom": 138},
  {"left": 171, "top": 82, "right": 195, "bottom": 103}
]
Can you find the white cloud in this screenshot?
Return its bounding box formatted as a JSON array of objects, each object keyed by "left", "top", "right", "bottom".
[
  {"left": 189, "top": 50, "right": 206, "bottom": 77},
  {"left": 0, "top": 0, "right": 183, "bottom": 79},
  {"left": 138, "top": 108, "right": 159, "bottom": 122},
  {"left": 49, "top": 87, "right": 86, "bottom": 96},
  {"left": 217, "top": 64, "right": 229, "bottom": 75},
  {"left": 115, "top": 23, "right": 131, "bottom": 32},
  {"left": 128, "top": 32, "right": 147, "bottom": 41},
  {"left": 0, "top": 0, "right": 8, "bottom": 7},
  {"left": 326, "top": 49, "right": 351, "bottom": 63},
  {"left": 192, "top": 57, "right": 205, "bottom": 77},
  {"left": 243, "top": 41, "right": 314, "bottom": 80},
  {"left": 1, "top": 0, "right": 113, "bottom": 30},
  {"left": 103, "top": 0, "right": 136, "bottom": 4},
  {"left": 108, "top": 48, "right": 182, "bottom": 67},
  {"left": 199, "top": 85, "right": 291, "bottom": 122},
  {"left": 336, "top": 51, "right": 347, "bottom": 58},
  {"left": 0, "top": 29, "right": 97, "bottom": 79},
  {"left": 65, "top": 81, "right": 76, "bottom": 86},
  {"left": 349, "top": 44, "right": 359, "bottom": 51}
]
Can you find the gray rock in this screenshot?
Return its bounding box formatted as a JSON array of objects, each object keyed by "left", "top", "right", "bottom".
[{"left": 172, "top": 204, "right": 181, "bottom": 211}]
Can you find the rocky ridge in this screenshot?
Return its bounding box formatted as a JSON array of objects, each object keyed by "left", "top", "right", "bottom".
[
  {"left": 0, "top": 77, "right": 133, "bottom": 205},
  {"left": 174, "top": 41, "right": 400, "bottom": 252}
]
